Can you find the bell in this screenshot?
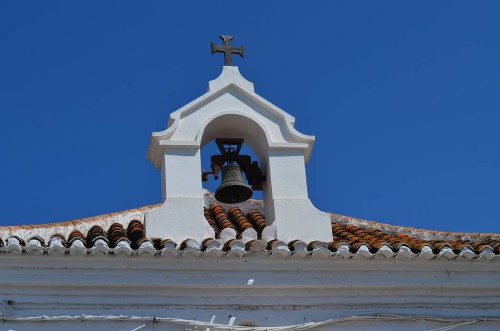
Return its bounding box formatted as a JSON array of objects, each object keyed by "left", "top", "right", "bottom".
[{"left": 215, "top": 163, "right": 253, "bottom": 204}]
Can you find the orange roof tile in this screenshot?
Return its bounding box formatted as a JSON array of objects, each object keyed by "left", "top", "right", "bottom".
[{"left": 0, "top": 202, "right": 498, "bottom": 259}]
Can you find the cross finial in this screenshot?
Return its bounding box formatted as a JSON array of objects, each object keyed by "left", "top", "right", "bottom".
[{"left": 211, "top": 35, "right": 244, "bottom": 66}]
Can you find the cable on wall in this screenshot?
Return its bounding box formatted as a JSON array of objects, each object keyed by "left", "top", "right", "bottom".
[{"left": 0, "top": 313, "right": 499, "bottom": 331}]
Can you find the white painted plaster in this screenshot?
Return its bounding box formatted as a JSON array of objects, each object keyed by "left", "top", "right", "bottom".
[
  {"left": 69, "top": 239, "right": 86, "bottom": 256},
  {"left": 113, "top": 240, "right": 132, "bottom": 256},
  {"left": 1, "top": 255, "right": 499, "bottom": 330},
  {"left": 138, "top": 241, "right": 156, "bottom": 256},
  {"left": 226, "top": 240, "right": 246, "bottom": 258},
  {"left": 48, "top": 237, "right": 65, "bottom": 255},
  {"left": 25, "top": 239, "right": 43, "bottom": 255},
  {"left": 146, "top": 66, "right": 331, "bottom": 243}
]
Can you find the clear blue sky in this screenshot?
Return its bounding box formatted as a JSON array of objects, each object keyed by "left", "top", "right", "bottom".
[{"left": 1, "top": 1, "right": 499, "bottom": 233}]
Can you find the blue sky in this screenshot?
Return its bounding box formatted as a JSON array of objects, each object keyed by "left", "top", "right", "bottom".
[{"left": 0, "top": 1, "right": 499, "bottom": 233}]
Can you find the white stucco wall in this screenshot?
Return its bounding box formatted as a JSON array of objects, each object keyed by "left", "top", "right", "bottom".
[{"left": 0, "top": 255, "right": 499, "bottom": 330}]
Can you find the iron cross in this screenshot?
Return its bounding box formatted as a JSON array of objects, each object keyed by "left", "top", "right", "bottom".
[{"left": 211, "top": 35, "right": 244, "bottom": 66}]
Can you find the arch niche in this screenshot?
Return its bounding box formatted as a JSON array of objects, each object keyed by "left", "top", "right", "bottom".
[{"left": 199, "top": 112, "right": 269, "bottom": 164}]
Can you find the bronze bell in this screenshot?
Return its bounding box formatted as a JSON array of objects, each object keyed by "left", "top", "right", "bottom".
[{"left": 215, "top": 162, "right": 253, "bottom": 204}]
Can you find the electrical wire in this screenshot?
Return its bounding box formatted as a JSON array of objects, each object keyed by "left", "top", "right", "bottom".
[
  {"left": 130, "top": 321, "right": 152, "bottom": 331},
  {"left": 1, "top": 313, "right": 499, "bottom": 331},
  {"left": 427, "top": 319, "right": 478, "bottom": 331}
]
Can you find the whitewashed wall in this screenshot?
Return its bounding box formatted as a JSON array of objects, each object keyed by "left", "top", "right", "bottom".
[{"left": 0, "top": 255, "right": 499, "bottom": 330}]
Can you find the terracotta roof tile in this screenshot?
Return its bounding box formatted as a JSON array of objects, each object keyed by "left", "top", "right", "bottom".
[
  {"left": 203, "top": 207, "right": 220, "bottom": 237},
  {"left": 108, "top": 223, "right": 128, "bottom": 247},
  {"left": 68, "top": 230, "right": 86, "bottom": 244},
  {"left": 0, "top": 202, "right": 498, "bottom": 260},
  {"left": 248, "top": 209, "right": 266, "bottom": 232},
  {"left": 127, "top": 220, "right": 144, "bottom": 249},
  {"left": 211, "top": 204, "right": 236, "bottom": 231},
  {"left": 228, "top": 207, "right": 253, "bottom": 232}
]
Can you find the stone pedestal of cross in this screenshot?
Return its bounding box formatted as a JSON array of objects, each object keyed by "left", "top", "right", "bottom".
[{"left": 211, "top": 35, "right": 244, "bottom": 66}]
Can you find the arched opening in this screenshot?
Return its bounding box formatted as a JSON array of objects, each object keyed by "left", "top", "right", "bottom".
[
  {"left": 199, "top": 114, "right": 269, "bottom": 202},
  {"left": 198, "top": 113, "right": 270, "bottom": 163}
]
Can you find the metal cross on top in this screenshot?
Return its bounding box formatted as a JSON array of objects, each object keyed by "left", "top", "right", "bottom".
[{"left": 211, "top": 35, "right": 244, "bottom": 66}]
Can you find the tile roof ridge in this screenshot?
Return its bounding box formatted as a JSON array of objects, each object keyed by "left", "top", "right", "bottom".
[
  {"left": 0, "top": 204, "right": 498, "bottom": 260},
  {"left": 0, "top": 203, "right": 162, "bottom": 243},
  {"left": 0, "top": 203, "right": 161, "bottom": 230},
  {"left": 331, "top": 213, "right": 500, "bottom": 241}
]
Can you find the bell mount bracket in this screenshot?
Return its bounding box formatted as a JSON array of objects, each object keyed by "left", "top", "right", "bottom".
[{"left": 202, "top": 138, "right": 265, "bottom": 190}]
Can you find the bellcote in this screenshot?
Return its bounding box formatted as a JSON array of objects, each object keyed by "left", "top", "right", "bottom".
[
  {"left": 147, "top": 66, "right": 315, "bottom": 167},
  {"left": 145, "top": 65, "right": 331, "bottom": 244}
]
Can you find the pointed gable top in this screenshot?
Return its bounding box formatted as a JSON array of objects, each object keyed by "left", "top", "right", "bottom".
[{"left": 147, "top": 66, "right": 316, "bottom": 168}]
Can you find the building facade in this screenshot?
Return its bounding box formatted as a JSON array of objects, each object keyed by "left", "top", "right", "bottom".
[{"left": 1, "top": 64, "right": 499, "bottom": 330}]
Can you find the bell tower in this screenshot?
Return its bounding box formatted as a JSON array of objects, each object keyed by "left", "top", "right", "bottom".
[{"left": 145, "top": 36, "right": 331, "bottom": 243}]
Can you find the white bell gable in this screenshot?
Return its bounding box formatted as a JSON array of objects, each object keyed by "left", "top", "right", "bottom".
[{"left": 146, "top": 66, "right": 331, "bottom": 243}]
